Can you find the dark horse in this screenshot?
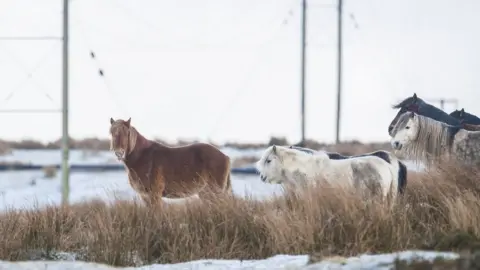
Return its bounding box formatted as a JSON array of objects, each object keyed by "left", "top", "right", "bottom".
[
  {"left": 109, "top": 117, "right": 233, "bottom": 206},
  {"left": 288, "top": 146, "right": 407, "bottom": 195},
  {"left": 388, "top": 93, "right": 463, "bottom": 136},
  {"left": 449, "top": 108, "right": 480, "bottom": 125}
]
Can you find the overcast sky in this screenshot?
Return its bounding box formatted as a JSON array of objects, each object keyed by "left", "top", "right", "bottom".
[{"left": 0, "top": 0, "right": 478, "bottom": 144}]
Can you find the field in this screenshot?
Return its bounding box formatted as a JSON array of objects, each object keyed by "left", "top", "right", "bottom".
[{"left": 0, "top": 148, "right": 477, "bottom": 269}]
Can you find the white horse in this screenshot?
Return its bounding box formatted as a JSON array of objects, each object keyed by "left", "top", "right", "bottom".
[
  {"left": 288, "top": 145, "right": 407, "bottom": 195},
  {"left": 390, "top": 111, "right": 480, "bottom": 167},
  {"left": 255, "top": 145, "right": 398, "bottom": 202}
]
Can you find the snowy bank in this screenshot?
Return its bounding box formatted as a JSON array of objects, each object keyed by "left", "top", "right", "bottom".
[{"left": 0, "top": 250, "right": 459, "bottom": 270}]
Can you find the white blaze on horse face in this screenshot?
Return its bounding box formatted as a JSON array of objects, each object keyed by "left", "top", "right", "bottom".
[
  {"left": 109, "top": 128, "right": 127, "bottom": 161},
  {"left": 391, "top": 117, "right": 417, "bottom": 150},
  {"left": 256, "top": 147, "right": 285, "bottom": 184}
]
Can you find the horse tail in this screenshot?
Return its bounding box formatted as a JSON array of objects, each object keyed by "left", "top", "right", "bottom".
[
  {"left": 385, "top": 153, "right": 409, "bottom": 197},
  {"left": 379, "top": 151, "right": 400, "bottom": 198},
  {"left": 225, "top": 173, "right": 233, "bottom": 194},
  {"left": 224, "top": 158, "right": 233, "bottom": 195},
  {"left": 397, "top": 161, "right": 408, "bottom": 195}
]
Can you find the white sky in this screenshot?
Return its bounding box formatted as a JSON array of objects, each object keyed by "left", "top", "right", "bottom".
[{"left": 0, "top": 0, "right": 478, "bottom": 144}]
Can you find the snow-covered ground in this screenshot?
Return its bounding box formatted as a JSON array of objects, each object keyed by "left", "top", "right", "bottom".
[
  {"left": 0, "top": 250, "right": 460, "bottom": 269},
  {"left": 0, "top": 148, "right": 432, "bottom": 269}
]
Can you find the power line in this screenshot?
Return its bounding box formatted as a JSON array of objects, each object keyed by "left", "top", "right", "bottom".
[
  {"left": 0, "top": 42, "right": 60, "bottom": 110},
  {"left": 102, "top": 0, "right": 296, "bottom": 49},
  {"left": 0, "top": 42, "right": 57, "bottom": 104},
  {"left": 0, "top": 36, "right": 61, "bottom": 41},
  {"left": 72, "top": 17, "right": 131, "bottom": 117},
  {"left": 207, "top": 1, "right": 299, "bottom": 139},
  {"left": 0, "top": 109, "right": 61, "bottom": 113}
]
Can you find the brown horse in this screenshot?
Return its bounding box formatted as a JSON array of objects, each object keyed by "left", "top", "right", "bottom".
[
  {"left": 462, "top": 123, "right": 480, "bottom": 131},
  {"left": 109, "top": 117, "right": 233, "bottom": 206}
]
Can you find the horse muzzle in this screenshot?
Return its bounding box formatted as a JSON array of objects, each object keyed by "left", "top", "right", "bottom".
[
  {"left": 114, "top": 150, "right": 126, "bottom": 161},
  {"left": 391, "top": 141, "right": 402, "bottom": 150},
  {"left": 260, "top": 175, "right": 267, "bottom": 182}
]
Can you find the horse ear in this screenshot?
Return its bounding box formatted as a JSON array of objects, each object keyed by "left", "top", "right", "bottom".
[
  {"left": 110, "top": 117, "right": 114, "bottom": 125},
  {"left": 125, "top": 117, "right": 131, "bottom": 127},
  {"left": 460, "top": 108, "right": 465, "bottom": 117},
  {"left": 412, "top": 93, "right": 418, "bottom": 103},
  {"left": 272, "top": 145, "right": 277, "bottom": 153}
]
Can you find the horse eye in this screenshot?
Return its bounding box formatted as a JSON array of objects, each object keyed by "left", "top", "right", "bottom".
[
  {"left": 405, "top": 126, "right": 410, "bottom": 130},
  {"left": 266, "top": 159, "right": 271, "bottom": 164}
]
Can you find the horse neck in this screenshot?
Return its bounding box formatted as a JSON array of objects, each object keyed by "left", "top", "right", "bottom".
[
  {"left": 126, "top": 128, "right": 153, "bottom": 162},
  {"left": 465, "top": 113, "right": 480, "bottom": 124},
  {"left": 414, "top": 117, "right": 452, "bottom": 159},
  {"left": 424, "top": 103, "right": 461, "bottom": 126}
]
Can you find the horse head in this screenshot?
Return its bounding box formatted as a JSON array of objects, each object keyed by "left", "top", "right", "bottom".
[
  {"left": 388, "top": 93, "right": 460, "bottom": 136},
  {"left": 388, "top": 93, "right": 421, "bottom": 136},
  {"left": 390, "top": 111, "right": 417, "bottom": 151},
  {"left": 256, "top": 145, "right": 306, "bottom": 184},
  {"left": 449, "top": 108, "right": 465, "bottom": 120},
  {"left": 450, "top": 108, "right": 480, "bottom": 125},
  {"left": 109, "top": 117, "right": 134, "bottom": 161}
]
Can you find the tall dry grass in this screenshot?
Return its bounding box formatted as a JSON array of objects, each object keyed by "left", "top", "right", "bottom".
[{"left": 0, "top": 163, "right": 479, "bottom": 267}]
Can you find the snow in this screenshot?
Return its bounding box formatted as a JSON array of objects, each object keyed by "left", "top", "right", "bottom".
[
  {"left": 0, "top": 148, "right": 434, "bottom": 269},
  {"left": 0, "top": 250, "right": 459, "bottom": 269},
  {"left": 0, "top": 148, "right": 424, "bottom": 211},
  {"left": 0, "top": 148, "right": 284, "bottom": 210},
  {"left": 0, "top": 148, "right": 263, "bottom": 166}
]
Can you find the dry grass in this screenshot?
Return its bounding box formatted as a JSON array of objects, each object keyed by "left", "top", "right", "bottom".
[{"left": 0, "top": 163, "right": 479, "bottom": 267}]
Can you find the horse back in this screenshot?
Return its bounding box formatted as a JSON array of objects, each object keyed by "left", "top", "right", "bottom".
[
  {"left": 327, "top": 152, "right": 349, "bottom": 159},
  {"left": 327, "top": 150, "right": 391, "bottom": 164},
  {"left": 289, "top": 146, "right": 317, "bottom": 155},
  {"left": 363, "top": 151, "right": 391, "bottom": 164},
  {"left": 164, "top": 143, "right": 231, "bottom": 189}
]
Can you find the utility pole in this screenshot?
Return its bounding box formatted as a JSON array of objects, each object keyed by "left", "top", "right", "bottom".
[
  {"left": 300, "top": 0, "right": 307, "bottom": 146},
  {"left": 61, "top": 0, "right": 70, "bottom": 205},
  {"left": 0, "top": 4, "right": 66, "bottom": 199},
  {"left": 335, "top": 0, "right": 343, "bottom": 144},
  {"left": 425, "top": 98, "right": 458, "bottom": 111}
]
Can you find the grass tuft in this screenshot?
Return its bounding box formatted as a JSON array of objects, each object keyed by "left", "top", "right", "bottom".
[{"left": 0, "top": 163, "right": 479, "bottom": 267}]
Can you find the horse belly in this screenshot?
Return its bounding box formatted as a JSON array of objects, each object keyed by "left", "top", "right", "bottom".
[
  {"left": 162, "top": 181, "right": 200, "bottom": 198},
  {"left": 162, "top": 168, "right": 211, "bottom": 198}
]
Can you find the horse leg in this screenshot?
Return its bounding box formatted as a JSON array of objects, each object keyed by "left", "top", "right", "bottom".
[
  {"left": 140, "top": 193, "right": 162, "bottom": 208},
  {"left": 140, "top": 194, "right": 153, "bottom": 206},
  {"left": 383, "top": 180, "right": 397, "bottom": 210}
]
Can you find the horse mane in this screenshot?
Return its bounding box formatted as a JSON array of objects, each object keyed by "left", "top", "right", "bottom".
[
  {"left": 127, "top": 126, "right": 139, "bottom": 155},
  {"left": 126, "top": 126, "right": 153, "bottom": 159},
  {"left": 463, "top": 123, "right": 480, "bottom": 131},
  {"left": 391, "top": 95, "right": 424, "bottom": 109},
  {"left": 399, "top": 113, "right": 455, "bottom": 163},
  {"left": 278, "top": 146, "right": 329, "bottom": 167}
]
